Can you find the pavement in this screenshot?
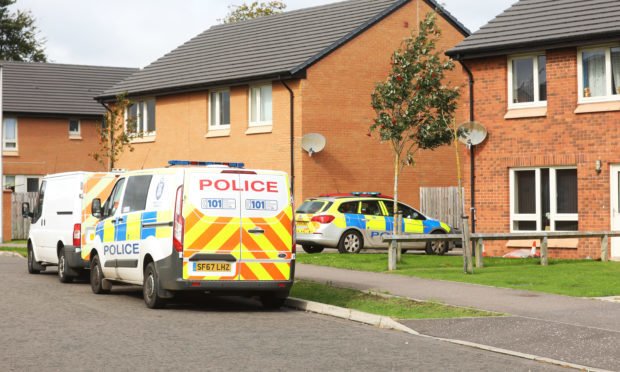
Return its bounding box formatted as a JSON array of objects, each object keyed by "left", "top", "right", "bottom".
[{"left": 296, "top": 263, "right": 620, "bottom": 371}]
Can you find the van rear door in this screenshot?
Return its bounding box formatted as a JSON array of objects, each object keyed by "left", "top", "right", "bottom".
[
  {"left": 239, "top": 171, "right": 293, "bottom": 281},
  {"left": 183, "top": 169, "right": 242, "bottom": 280}
]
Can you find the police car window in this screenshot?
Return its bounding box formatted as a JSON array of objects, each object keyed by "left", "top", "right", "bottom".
[
  {"left": 382, "top": 201, "right": 425, "bottom": 220},
  {"left": 337, "top": 201, "right": 359, "bottom": 214},
  {"left": 296, "top": 200, "right": 325, "bottom": 214},
  {"left": 33, "top": 180, "right": 46, "bottom": 223},
  {"left": 104, "top": 178, "right": 126, "bottom": 218},
  {"left": 121, "top": 175, "right": 153, "bottom": 213},
  {"left": 320, "top": 201, "right": 333, "bottom": 212},
  {"left": 360, "top": 200, "right": 382, "bottom": 216}
]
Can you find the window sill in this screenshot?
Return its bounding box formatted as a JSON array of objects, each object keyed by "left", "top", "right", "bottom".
[
  {"left": 504, "top": 107, "right": 547, "bottom": 119},
  {"left": 130, "top": 135, "right": 156, "bottom": 144},
  {"left": 69, "top": 134, "right": 82, "bottom": 140},
  {"left": 245, "top": 125, "right": 273, "bottom": 135},
  {"left": 574, "top": 101, "right": 620, "bottom": 114},
  {"left": 506, "top": 238, "right": 578, "bottom": 249},
  {"left": 2, "top": 151, "right": 18, "bottom": 157},
  {"left": 205, "top": 129, "right": 230, "bottom": 138}
]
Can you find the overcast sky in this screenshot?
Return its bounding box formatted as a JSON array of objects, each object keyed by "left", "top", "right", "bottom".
[{"left": 11, "top": 0, "right": 516, "bottom": 68}]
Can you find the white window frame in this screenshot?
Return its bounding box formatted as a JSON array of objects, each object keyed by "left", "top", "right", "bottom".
[
  {"left": 507, "top": 53, "right": 547, "bottom": 109},
  {"left": 248, "top": 84, "right": 273, "bottom": 127},
  {"left": 125, "top": 98, "right": 156, "bottom": 136},
  {"left": 3, "top": 117, "right": 18, "bottom": 151},
  {"left": 69, "top": 119, "right": 81, "bottom": 136},
  {"left": 577, "top": 44, "right": 620, "bottom": 103},
  {"left": 208, "top": 89, "right": 231, "bottom": 129},
  {"left": 509, "top": 167, "right": 578, "bottom": 232}
]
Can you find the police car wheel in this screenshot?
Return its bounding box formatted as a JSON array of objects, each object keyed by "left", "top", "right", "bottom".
[
  {"left": 27, "top": 245, "right": 40, "bottom": 274},
  {"left": 425, "top": 240, "right": 448, "bottom": 256},
  {"left": 338, "top": 230, "right": 363, "bottom": 254},
  {"left": 90, "top": 255, "right": 109, "bottom": 294},
  {"left": 302, "top": 245, "right": 324, "bottom": 254},
  {"left": 143, "top": 263, "right": 165, "bottom": 309},
  {"left": 57, "top": 250, "right": 73, "bottom": 283}
]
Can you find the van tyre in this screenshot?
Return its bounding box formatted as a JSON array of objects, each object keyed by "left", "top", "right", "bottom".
[
  {"left": 425, "top": 231, "right": 448, "bottom": 255},
  {"left": 143, "top": 262, "right": 166, "bottom": 309},
  {"left": 57, "top": 250, "right": 73, "bottom": 283},
  {"left": 260, "top": 292, "right": 287, "bottom": 309},
  {"left": 90, "top": 255, "right": 109, "bottom": 294},
  {"left": 27, "top": 245, "right": 40, "bottom": 274},
  {"left": 338, "top": 230, "right": 363, "bottom": 254},
  {"left": 302, "top": 245, "right": 324, "bottom": 254}
]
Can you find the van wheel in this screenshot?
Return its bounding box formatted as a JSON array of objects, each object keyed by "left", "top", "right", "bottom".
[
  {"left": 57, "top": 250, "right": 73, "bottom": 283},
  {"left": 27, "top": 245, "right": 40, "bottom": 274},
  {"left": 260, "top": 292, "right": 287, "bottom": 309},
  {"left": 338, "top": 230, "right": 363, "bottom": 254},
  {"left": 90, "top": 255, "right": 109, "bottom": 294},
  {"left": 302, "top": 245, "right": 324, "bottom": 254},
  {"left": 143, "top": 262, "right": 165, "bottom": 309},
  {"left": 425, "top": 231, "right": 448, "bottom": 255}
]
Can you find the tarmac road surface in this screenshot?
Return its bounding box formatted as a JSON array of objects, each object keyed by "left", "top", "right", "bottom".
[{"left": 0, "top": 254, "right": 566, "bottom": 371}]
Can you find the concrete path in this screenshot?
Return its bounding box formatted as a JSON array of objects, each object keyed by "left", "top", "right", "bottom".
[{"left": 296, "top": 263, "right": 620, "bottom": 371}]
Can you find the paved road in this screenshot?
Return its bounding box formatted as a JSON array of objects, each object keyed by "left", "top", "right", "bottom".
[
  {"left": 297, "top": 263, "right": 620, "bottom": 370},
  {"left": 0, "top": 254, "right": 564, "bottom": 371}
]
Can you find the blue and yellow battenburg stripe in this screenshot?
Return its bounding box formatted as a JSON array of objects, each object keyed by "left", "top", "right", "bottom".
[{"left": 96, "top": 210, "right": 172, "bottom": 243}]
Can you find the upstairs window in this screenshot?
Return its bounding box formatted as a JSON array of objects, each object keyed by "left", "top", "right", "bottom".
[
  {"left": 209, "top": 89, "right": 230, "bottom": 128},
  {"left": 249, "top": 84, "right": 272, "bottom": 126},
  {"left": 578, "top": 46, "right": 620, "bottom": 101},
  {"left": 127, "top": 99, "right": 156, "bottom": 135},
  {"left": 69, "top": 119, "right": 80, "bottom": 136},
  {"left": 3, "top": 117, "right": 17, "bottom": 150},
  {"left": 508, "top": 54, "right": 547, "bottom": 108}
]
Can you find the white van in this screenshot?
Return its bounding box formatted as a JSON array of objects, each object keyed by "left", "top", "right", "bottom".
[
  {"left": 23, "top": 172, "right": 119, "bottom": 282},
  {"left": 85, "top": 161, "right": 295, "bottom": 309}
]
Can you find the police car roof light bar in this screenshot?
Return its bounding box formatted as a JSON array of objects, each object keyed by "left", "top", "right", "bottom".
[
  {"left": 351, "top": 192, "right": 381, "bottom": 196},
  {"left": 168, "top": 160, "right": 245, "bottom": 168}
]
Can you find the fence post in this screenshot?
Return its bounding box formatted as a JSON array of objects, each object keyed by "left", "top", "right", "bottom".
[
  {"left": 541, "top": 236, "right": 548, "bottom": 266},
  {"left": 601, "top": 234, "right": 609, "bottom": 262},
  {"left": 475, "top": 239, "right": 483, "bottom": 268}
]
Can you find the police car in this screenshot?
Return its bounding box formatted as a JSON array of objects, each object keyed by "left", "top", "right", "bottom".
[
  {"left": 296, "top": 192, "right": 457, "bottom": 254},
  {"left": 84, "top": 161, "right": 295, "bottom": 309}
]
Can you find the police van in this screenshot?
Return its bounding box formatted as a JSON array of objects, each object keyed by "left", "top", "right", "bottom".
[
  {"left": 22, "top": 172, "right": 119, "bottom": 282},
  {"left": 86, "top": 161, "right": 295, "bottom": 309}
]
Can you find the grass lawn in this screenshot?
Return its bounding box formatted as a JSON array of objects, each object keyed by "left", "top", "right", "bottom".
[
  {"left": 3, "top": 239, "right": 26, "bottom": 244},
  {"left": 0, "top": 247, "right": 27, "bottom": 257},
  {"left": 290, "top": 279, "right": 499, "bottom": 319},
  {"left": 296, "top": 253, "right": 620, "bottom": 297}
]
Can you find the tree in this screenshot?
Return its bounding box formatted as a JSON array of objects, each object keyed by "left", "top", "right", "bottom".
[
  {"left": 89, "top": 94, "right": 141, "bottom": 171},
  {"left": 0, "top": 0, "right": 46, "bottom": 62},
  {"left": 369, "top": 12, "right": 460, "bottom": 270},
  {"left": 218, "top": 1, "right": 286, "bottom": 24}
]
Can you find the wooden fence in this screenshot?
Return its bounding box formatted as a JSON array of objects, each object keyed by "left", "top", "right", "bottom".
[
  {"left": 419, "top": 187, "right": 463, "bottom": 230},
  {"left": 11, "top": 192, "right": 37, "bottom": 240}
]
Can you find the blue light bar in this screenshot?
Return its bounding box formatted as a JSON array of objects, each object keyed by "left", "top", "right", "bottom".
[
  {"left": 168, "top": 160, "right": 245, "bottom": 168},
  {"left": 351, "top": 192, "right": 381, "bottom": 196}
]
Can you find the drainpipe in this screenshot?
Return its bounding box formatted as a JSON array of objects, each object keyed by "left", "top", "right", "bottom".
[
  {"left": 100, "top": 102, "right": 114, "bottom": 171},
  {"left": 458, "top": 58, "right": 476, "bottom": 233},
  {"left": 279, "top": 77, "right": 295, "bottom": 196}
]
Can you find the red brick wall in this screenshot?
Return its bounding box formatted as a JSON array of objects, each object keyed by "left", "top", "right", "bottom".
[
  {"left": 463, "top": 48, "right": 620, "bottom": 258},
  {"left": 3, "top": 117, "right": 106, "bottom": 176},
  {"left": 300, "top": 0, "right": 468, "bottom": 208}
]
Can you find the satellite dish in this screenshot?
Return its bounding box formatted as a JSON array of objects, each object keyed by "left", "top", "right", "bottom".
[
  {"left": 457, "top": 121, "right": 487, "bottom": 147},
  {"left": 301, "top": 133, "right": 326, "bottom": 157}
]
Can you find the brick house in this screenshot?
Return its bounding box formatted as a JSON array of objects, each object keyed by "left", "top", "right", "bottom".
[
  {"left": 97, "top": 0, "right": 470, "bottom": 208},
  {"left": 1, "top": 62, "right": 137, "bottom": 192},
  {"left": 446, "top": 0, "right": 620, "bottom": 259}
]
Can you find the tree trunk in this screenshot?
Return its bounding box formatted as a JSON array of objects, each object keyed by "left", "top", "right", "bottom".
[{"left": 389, "top": 152, "right": 399, "bottom": 271}]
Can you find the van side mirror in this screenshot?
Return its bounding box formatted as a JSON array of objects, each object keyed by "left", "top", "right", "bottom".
[
  {"left": 22, "top": 202, "right": 32, "bottom": 218},
  {"left": 92, "top": 198, "right": 102, "bottom": 218}
]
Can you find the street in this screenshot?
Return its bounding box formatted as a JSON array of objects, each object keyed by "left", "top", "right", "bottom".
[{"left": 0, "top": 254, "right": 565, "bottom": 371}]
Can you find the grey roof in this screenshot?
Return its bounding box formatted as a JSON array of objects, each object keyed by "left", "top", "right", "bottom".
[
  {"left": 447, "top": 0, "right": 620, "bottom": 59},
  {"left": 99, "top": 0, "right": 469, "bottom": 100},
  {"left": 1, "top": 61, "right": 137, "bottom": 116}
]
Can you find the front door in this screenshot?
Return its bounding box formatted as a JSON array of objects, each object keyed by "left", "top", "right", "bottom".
[{"left": 610, "top": 165, "right": 620, "bottom": 259}]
